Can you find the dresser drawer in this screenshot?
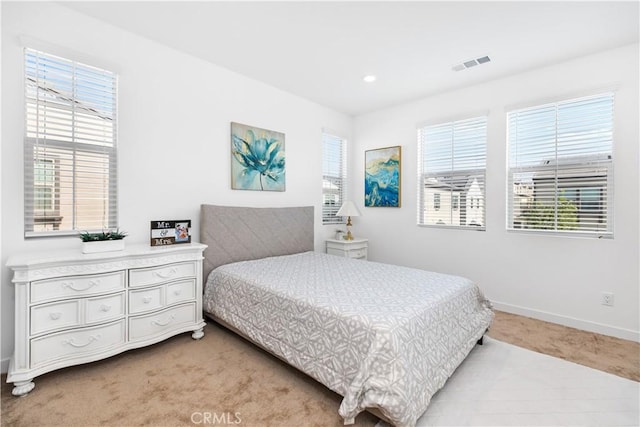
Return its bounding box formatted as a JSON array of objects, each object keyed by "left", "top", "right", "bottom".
[
  {"left": 129, "top": 286, "right": 163, "bottom": 314},
  {"left": 129, "top": 303, "right": 196, "bottom": 341},
  {"left": 31, "top": 271, "right": 126, "bottom": 304},
  {"left": 327, "top": 246, "right": 367, "bottom": 259},
  {"left": 166, "top": 279, "right": 195, "bottom": 305},
  {"left": 86, "top": 292, "right": 125, "bottom": 324},
  {"left": 347, "top": 248, "right": 367, "bottom": 259},
  {"left": 31, "top": 300, "right": 81, "bottom": 335},
  {"left": 129, "top": 262, "right": 195, "bottom": 288},
  {"left": 30, "top": 320, "right": 126, "bottom": 368}
]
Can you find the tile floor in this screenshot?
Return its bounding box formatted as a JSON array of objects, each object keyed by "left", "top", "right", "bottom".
[{"left": 409, "top": 337, "right": 639, "bottom": 426}]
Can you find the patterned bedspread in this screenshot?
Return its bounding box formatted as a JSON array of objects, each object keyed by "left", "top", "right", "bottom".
[{"left": 203, "top": 251, "right": 493, "bottom": 427}]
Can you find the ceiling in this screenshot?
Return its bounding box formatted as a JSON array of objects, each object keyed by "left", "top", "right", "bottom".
[{"left": 61, "top": 1, "right": 639, "bottom": 116}]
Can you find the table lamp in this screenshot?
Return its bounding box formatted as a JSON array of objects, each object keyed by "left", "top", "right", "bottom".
[{"left": 336, "top": 200, "right": 361, "bottom": 240}]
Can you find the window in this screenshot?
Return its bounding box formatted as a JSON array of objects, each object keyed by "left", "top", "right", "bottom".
[
  {"left": 322, "top": 132, "right": 347, "bottom": 224},
  {"left": 24, "top": 48, "right": 118, "bottom": 236},
  {"left": 417, "top": 116, "right": 487, "bottom": 229},
  {"left": 34, "top": 159, "right": 56, "bottom": 211},
  {"left": 507, "top": 93, "right": 613, "bottom": 237}
]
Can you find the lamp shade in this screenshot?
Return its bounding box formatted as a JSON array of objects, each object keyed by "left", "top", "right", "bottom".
[{"left": 336, "top": 200, "right": 361, "bottom": 217}]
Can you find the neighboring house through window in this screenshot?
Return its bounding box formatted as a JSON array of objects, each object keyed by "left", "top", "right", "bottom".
[
  {"left": 322, "top": 132, "right": 347, "bottom": 225},
  {"left": 417, "top": 116, "right": 487, "bottom": 229},
  {"left": 507, "top": 93, "right": 613, "bottom": 237},
  {"left": 24, "top": 48, "right": 118, "bottom": 236}
]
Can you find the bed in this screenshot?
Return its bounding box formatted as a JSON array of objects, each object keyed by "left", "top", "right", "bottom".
[{"left": 200, "top": 204, "right": 493, "bottom": 427}]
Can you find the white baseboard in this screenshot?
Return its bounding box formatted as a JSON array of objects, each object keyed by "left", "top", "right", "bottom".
[
  {"left": 1, "top": 357, "right": 9, "bottom": 375},
  {"left": 492, "top": 301, "right": 640, "bottom": 343}
]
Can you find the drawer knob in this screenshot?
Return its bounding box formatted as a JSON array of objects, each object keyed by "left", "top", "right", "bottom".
[
  {"left": 62, "top": 334, "right": 101, "bottom": 348},
  {"left": 49, "top": 312, "right": 62, "bottom": 320},
  {"left": 142, "top": 296, "right": 153, "bottom": 304},
  {"left": 99, "top": 304, "right": 112, "bottom": 312},
  {"left": 151, "top": 315, "right": 175, "bottom": 327},
  {"left": 153, "top": 267, "right": 178, "bottom": 279},
  {"left": 173, "top": 289, "right": 182, "bottom": 296},
  {"left": 61, "top": 280, "right": 99, "bottom": 292}
]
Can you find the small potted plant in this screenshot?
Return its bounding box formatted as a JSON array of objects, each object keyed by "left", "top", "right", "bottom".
[{"left": 79, "top": 229, "right": 128, "bottom": 254}]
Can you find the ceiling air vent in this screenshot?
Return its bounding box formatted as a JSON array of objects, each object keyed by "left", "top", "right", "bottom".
[{"left": 452, "top": 55, "right": 491, "bottom": 72}]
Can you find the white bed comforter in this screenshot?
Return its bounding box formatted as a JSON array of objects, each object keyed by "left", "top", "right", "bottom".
[{"left": 203, "top": 251, "right": 493, "bottom": 427}]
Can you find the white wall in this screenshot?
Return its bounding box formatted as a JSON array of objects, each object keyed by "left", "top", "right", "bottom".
[
  {"left": 352, "top": 44, "right": 640, "bottom": 341},
  {"left": 0, "top": 2, "right": 351, "bottom": 371}
]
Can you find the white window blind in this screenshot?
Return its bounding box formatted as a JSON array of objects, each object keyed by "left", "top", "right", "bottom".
[
  {"left": 417, "top": 116, "right": 487, "bottom": 229},
  {"left": 24, "top": 48, "right": 118, "bottom": 237},
  {"left": 322, "top": 132, "right": 347, "bottom": 225},
  {"left": 507, "top": 93, "right": 613, "bottom": 237}
]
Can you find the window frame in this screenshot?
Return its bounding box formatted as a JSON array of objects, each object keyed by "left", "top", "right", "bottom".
[
  {"left": 417, "top": 115, "right": 487, "bottom": 230},
  {"left": 322, "top": 131, "right": 347, "bottom": 225},
  {"left": 506, "top": 93, "right": 614, "bottom": 238},
  {"left": 24, "top": 48, "right": 118, "bottom": 238}
]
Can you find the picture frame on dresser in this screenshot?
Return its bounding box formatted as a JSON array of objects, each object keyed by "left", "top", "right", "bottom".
[
  {"left": 150, "top": 220, "right": 192, "bottom": 246},
  {"left": 5, "top": 242, "right": 207, "bottom": 396}
]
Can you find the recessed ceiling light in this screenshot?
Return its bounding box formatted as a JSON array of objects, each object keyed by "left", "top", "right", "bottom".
[{"left": 363, "top": 75, "right": 376, "bottom": 83}]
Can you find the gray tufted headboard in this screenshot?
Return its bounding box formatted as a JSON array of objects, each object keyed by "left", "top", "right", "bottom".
[{"left": 200, "top": 204, "right": 314, "bottom": 281}]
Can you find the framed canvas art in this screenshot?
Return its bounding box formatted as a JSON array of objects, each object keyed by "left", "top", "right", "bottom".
[
  {"left": 231, "top": 122, "right": 285, "bottom": 191},
  {"left": 364, "top": 145, "right": 401, "bottom": 207}
]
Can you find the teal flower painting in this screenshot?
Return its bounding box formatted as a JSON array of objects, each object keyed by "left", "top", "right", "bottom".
[
  {"left": 365, "top": 146, "right": 401, "bottom": 207},
  {"left": 231, "top": 122, "right": 285, "bottom": 191}
]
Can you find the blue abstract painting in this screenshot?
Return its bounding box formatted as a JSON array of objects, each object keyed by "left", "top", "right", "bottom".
[
  {"left": 231, "top": 122, "right": 285, "bottom": 191},
  {"left": 365, "top": 146, "right": 401, "bottom": 207}
]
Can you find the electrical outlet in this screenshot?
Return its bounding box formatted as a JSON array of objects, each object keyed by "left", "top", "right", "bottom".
[{"left": 601, "top": 292, "right": 614, "bottom": 306}]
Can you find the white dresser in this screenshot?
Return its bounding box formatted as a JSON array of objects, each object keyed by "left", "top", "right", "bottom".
[
  {"left": 6, "top": 243, "right": 207, "bottom": 396},
  {"left": 326, "top": 238, "right": 368, "bottom": 260}
]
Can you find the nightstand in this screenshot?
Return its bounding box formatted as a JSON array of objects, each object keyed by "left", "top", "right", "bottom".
[{"left": 326, "top": 238, "right": 368, "bottom": 260}]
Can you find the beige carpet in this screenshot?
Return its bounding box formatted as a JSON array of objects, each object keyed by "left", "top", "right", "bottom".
[
  {"left": 1, "top": 311, "right": 638, "bottom": 426},
  {"left": 488, "top": 311, "right": 639, "bottom": 382}
]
